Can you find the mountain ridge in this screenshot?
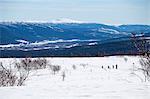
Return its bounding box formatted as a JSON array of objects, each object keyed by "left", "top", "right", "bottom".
[{"left": 1, "top": 22, "right": 149, "bottom": 45}]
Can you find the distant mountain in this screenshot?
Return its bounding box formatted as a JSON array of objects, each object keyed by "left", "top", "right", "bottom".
[
  {"left": 0, "top": 22, "right": 150, "bottom": 57},
  {"left": 119, "top": 25, "right": 150, "bottom": 34},
  {"left": 0, "top": 22, "right": 150, "bottom": 45}
]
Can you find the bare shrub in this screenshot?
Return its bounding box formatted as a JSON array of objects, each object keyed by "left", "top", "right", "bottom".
[
  {"left": 0, "top": 58, "right": 47, "bottom": 87},
  {"left": 15, "top": 58, "right": 32, "bottom": 71},
  {"left": 80, "top": 63, "right": 87, "bottom": 68},
  {"left": 0, "top": 62, "right": 28, "bottom": 87},
  {"left": 33, "top": 58, "right": 47, "bottom": 69},
  {"left": 72, "top": 65, "right": 76, "bottom": 70},
  {"left": 15, "top": 58, "right": 47, "bottom": 71},
  {"left": 61, "top": 71, "right": 66, "bottom": 81},
  {"left": 131, "top": 33, "right": 150, "bottom": 81},
  {"left": 16, "top": 65, "right": 30, "bottom": 86},
  {"left": 124, "top": 57, "right": 128, "bottom": 62},
  {"left": 49, "top": 65, "right": 61, "bottom": 74},
  {"left": 15, "top": 58, "right": 47, "bottom": 86},
  {"left": 0, "top": 62, "right": 18, "bottom": 87},
  {"left": 139, "top": 56, "right": 150, "bottom": 81}
]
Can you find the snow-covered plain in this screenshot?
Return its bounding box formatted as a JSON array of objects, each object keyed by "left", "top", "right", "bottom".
[{"left": 0, "top": 56, "right": 150, "bottom": 99}]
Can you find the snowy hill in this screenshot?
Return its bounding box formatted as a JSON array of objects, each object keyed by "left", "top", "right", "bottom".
[
  {"left": 0, "top": 22, "right": 149, "bottom": 45},
  {"left": 0, "top": 22, "right": 150, "bottom": 57}
]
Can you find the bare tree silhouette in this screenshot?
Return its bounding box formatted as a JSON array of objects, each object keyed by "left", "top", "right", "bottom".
[{"left": 131, "top": 33, "right": 150, "bottom": 81}]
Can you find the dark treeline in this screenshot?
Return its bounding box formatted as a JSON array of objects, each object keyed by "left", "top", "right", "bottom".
[{"left": 1, "top": 39, "right": 146, "bottom": 58}]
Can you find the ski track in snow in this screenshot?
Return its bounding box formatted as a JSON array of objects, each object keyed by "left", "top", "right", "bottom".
[{"left": 0, "top": 56, "right": 150, "bottom": 99}]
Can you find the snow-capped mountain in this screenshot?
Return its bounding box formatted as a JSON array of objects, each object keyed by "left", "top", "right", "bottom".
[
  {"left": 0, "top": 22, "right": 150, "bottom": 57},
  {"left": 1, "top": 22, "right": 149, "bottom": 45},
  {"left": 51, "top": 18, "right": 84, "bottom": 24}
]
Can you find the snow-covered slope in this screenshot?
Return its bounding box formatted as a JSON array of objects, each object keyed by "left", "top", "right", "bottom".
[
  {"left": 0, "top": 56, "right": 150, "bottom": 99},
  {"left": 1, "top": 21, "right": 149, "bottom": 45}
]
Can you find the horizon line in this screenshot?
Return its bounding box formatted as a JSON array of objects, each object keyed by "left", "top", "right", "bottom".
[{"left": 0, "top": 20, "right": 150, "bottom": 26}]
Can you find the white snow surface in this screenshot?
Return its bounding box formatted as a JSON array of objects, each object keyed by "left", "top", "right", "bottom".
[
  {"left": 0, "top": 56, "right": 150, "bottom": 99},
  {"left": 0, "top": 39, "right": 98, "bottom": 49},
  {"left": 51, "top": 18, "right": 84, "bottom": 24},
  {"left": 98, "top": 28, "right": 128, "bottom": 35},
  {"left": 88, "top": 42, "right": 98, "bottom": 45},
  {"left": 16, "top": 40, "right": 29, "bottom": 44}
]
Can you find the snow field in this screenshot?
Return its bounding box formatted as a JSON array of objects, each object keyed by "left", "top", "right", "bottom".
[{"left": 0, "top": 56, "right": 150, "bottom": 99}]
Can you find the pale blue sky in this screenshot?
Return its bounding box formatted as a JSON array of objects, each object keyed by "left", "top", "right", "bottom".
[{"left": 0, "top": 0, "right": 149, "bottom": 24}]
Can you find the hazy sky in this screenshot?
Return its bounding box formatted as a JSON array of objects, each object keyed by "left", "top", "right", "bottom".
[{"left": 0, "top": 0, "right": 149, "bottom": 24}]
